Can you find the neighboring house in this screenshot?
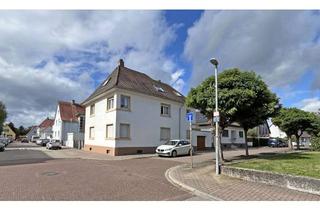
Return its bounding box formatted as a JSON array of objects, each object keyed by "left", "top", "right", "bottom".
[
  {"left": 1, "top": 123, "right": 17, "bottom": 139},
  {"left": 26, "top": 126, "right": 38, "bottom": 141},
  {"left": 266, "top": 118, "right": 287, "bottom": 139},
  {"left": 187, "top": 110, "right": 245, "bottom": 150},
  {"left": 299, "top": 131, "right": 311, "bottom": 147},
  {"left": 81, "top": 59, "right": 188, "bottom": 156},
  {"left": 37, "top": 118, "right": 54, "bottom": 139},
  {"left": 52, "top": 100, "right": 85, "bottom": 146}
]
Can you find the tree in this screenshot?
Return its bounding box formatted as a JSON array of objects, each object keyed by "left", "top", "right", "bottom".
[
  {"left": 186, "top": 75, "right": 235, "bottom": 161},
  {"left": 0, "top": 102, "right": 7, "bottom": 133},
  {"left": 186, "top": 68, "right": 280, "bottom": 157},
  {"left": 218, "top": 69, "right": 280, "bottom": 156},
  {"left": 272, "top": 108, "right": 320, "bottom": 150}
]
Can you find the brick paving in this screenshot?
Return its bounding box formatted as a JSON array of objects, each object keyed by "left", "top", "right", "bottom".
[
  {"left": 168, "top": 161, "right": 320, "bottom": 201},
  {"left": 0, "top": 158, "right": 193, "bottom": 201}
]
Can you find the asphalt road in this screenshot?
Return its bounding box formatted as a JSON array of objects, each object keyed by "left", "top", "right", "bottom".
[{"left": 0, "top": 142, "right": 193, "bottom": 201}]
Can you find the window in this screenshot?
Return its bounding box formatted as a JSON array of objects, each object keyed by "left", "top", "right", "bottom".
[
  {"left": 79, "top": 116, "right": 85, "bottom": 133},
  {"left": 160, "top": 127, "right": 171, "bottom": 141},
  {"left": 89, "top": 127, "right": 95, "bottom": 139},
  {"left": 90, "top": 104, "right": 95, "bottom": 116},
  {"left": 153, "top": 85, "right": 165, "bottom": 92},
  {"left": 186, "top": 130, "right": 190, "bottom": 139},
  {"left": 120, "top": 95, "right": 130, "bottom": 109},
  {"left": 120, "top": 124, "right": 130, "bottom": 138},
  {"left": 239, "top": 131, "right": 244, "bottom": 138},
  {"left": 161, "top": 104, "right": 170, "bottom": 116},
  {"left": 103, "top": 78, "right": 110, "bottom": 86},
  {"left": 107, "top": 97, "right": 114, "bottom": 110},
  {"left": 222, "top": 130, "right": 229, "bottom": 137},
  {"left": 106, "top": 124, "right": 114, "bottom": 138}
]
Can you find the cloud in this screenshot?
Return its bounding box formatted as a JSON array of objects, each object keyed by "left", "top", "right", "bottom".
[
  {"left": 298, "top": 97, "right": 320, "bottom": 112},
  {"left": 0, "top": 11, "right": 184, "bottom": 126},
  {"left": 184, "top": 11, "right": 320, "bottom": 89}
]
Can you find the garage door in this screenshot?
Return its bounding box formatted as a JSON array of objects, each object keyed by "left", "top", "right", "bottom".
[{"left": 197, "top": 136, "right": 206, "bottom": 150}]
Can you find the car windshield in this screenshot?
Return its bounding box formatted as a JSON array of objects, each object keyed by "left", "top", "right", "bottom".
[{"left": 164, "top": 140, "right": 179, "bottom": 145}]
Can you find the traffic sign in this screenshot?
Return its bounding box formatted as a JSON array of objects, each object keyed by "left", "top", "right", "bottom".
[
  {"left": 186, "top": 113, "right": 193, "bottom": 122},
  {"left": 214, "top": 111, "right": 220, "bottom": 117},
  {"left": 213, "top": 116, "right": 220, "bottom": 123}
]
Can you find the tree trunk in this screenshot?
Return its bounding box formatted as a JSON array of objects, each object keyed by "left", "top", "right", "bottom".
[
  {"left": 295, "top": 134, "right": 300, "bottom": 150},
  {"left": 244, "top": 129, "right": 249, "bottom": 156},
  {"left": 288, "top": 137, "right": 293, "bottom": 150}
]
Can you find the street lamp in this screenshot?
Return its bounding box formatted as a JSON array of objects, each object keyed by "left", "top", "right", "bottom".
[{"left": 210, "top": 57, "right": 220, "bottom": 175}]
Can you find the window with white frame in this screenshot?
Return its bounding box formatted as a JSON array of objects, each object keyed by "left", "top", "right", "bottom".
[
  {"left": 239, "top": 131, "right": 244, "bottom": 138},
  {"left": 160, "top": 104, "right": 170, "bottom": 116},
  {"left": 160, "top": 127, "right": 171, "bottom": 141},
  {"left": 90, "top": 104, "right": 95, "bottom": 116},
  {"left": 222, "top": 130, "right": 229, "bottom": 137},
  {"left": 107, "top": 97, "right": 114, "bottom": 110},
  {"left": 120, "top": 124, "right": 130, "bottom": 138},
  {"left": 106, "top": 124, "right": 114, "bottom": 138},
  {"left": 120, "top": 95, "right": 130, "bottom": 109},
  {"left": 89, "top": 127, "right": 95, "bottom": 139}
]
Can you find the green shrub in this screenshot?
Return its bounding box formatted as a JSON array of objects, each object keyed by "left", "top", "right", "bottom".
[{"left": 311, "top": 135, "right": 320, "bottom": 151}]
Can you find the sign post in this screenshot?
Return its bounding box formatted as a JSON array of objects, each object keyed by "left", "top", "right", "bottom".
[{"left": 186, "top": 112, "right": 193, "bottom": 168}]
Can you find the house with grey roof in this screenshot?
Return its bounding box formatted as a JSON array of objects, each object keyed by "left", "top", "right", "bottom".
[{"left": 81, "top": 59, "right": 188, "bottom": 156}]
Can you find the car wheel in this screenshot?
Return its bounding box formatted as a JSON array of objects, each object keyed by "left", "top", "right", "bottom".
[
  {"left": 188, "top": 149, "right": 192, "bottom": 155},
  {"left": 171, "top": 150, "right": 177, "bottom": 157}
]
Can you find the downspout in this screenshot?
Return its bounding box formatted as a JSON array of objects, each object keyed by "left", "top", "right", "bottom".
[{"left": 178, "top": 104, "right": 184, "bottom": 139}]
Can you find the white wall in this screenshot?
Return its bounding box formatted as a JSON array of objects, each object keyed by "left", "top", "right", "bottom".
[
  {"left": 190, "top": 126, "right": 245, "bottom": 148},
  {"left": 85, "top": 91, "right": 117, "bottom": 148},
  {"left": 84, "top": 89, "right": 187, "bottom": 149},
  {"left": 115, "top": 89, "right": 187, "bottom": 148},
  {"left": 52, "top": 105, "right": 62, "bottom": 140}
]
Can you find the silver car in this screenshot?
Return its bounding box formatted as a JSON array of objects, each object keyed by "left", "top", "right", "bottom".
[
  {"left": 156, "top": 139, "right": 193, "bottom": 157},
  {"left": 46, "top": 140, "right": 62, "bottom": 150}
]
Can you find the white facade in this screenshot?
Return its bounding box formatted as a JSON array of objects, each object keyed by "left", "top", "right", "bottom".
[
  {"left": 267, "top": 118, "right": 287, "bottom": 139},
  {"left": 84, "top": 88, "right": 188, "bottom": 152},
  {"left": 52, "top": 105, "right": 63, "bottom": 141},
  {"left": 52, "top": 104, "right": 84, "bottom": 146},
  {"left": 186, "top": 110, "right": 246, "bottom": 149},
  {"left": 37, "top": 127, "right": 53, "bottom": 139}
]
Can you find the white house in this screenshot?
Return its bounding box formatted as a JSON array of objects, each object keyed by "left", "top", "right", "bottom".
[
  {"left": 267, "top": 118, "right": 287, "bottom": 139},
  {"left": 188, "top": 110, "right": 246, "bottom": 150},
  {"left": 81, "top": 59, "right": 188, "bottom": 156},
  {"left": 37, "top": 118, "right": 54, "bottom": 139},
  {"left": 26, "top": 126, "right": 38, "bottom": 141},
  {"left": 52, "top": 100, "right": 85, "bottom": 146}
]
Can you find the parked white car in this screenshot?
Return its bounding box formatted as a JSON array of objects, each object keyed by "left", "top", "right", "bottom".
[
  {"left": 46, "top": 140, "right": 62, "bottom": 150},
  {"left": 156, "top": 139, "right": 192, "bottom": 157}
]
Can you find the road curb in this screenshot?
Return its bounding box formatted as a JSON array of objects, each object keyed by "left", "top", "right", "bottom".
[{"left": 165, "top": 164, "right": 223, "bottom": 201}]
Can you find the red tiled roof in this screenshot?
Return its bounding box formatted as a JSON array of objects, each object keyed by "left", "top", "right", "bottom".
[
  {"left": 82, "top": 59, "right": 185, "bottom": 105},
  {"left": 58, "top": 101, "right": 85, "bottom": 122},
  {"left": 39, "top": 118, "right": 54, "bottom": 128}
]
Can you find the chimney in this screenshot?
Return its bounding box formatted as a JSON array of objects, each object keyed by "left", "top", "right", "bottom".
[
  {"left": 72, "top": 100, "right": 75, "bottom": 104},
  {"left": 118, "top": 59, "right": 124, "bottom": 67}
]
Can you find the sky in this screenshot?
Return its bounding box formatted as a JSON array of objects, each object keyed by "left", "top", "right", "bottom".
[{"left": 0, "top": 10, "right": 320, "bottom": 127}]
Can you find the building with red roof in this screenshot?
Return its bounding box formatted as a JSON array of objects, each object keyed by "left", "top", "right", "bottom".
[
  {"left": 52, "top": 100, "right": 85, "bottom": 146},
  {"left": 37, "top": 118, "right": 54, "bottom": 139}
]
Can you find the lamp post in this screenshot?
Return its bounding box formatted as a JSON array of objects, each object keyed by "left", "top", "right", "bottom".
[{"left": 210, "top": 58, "right": 220, "bottom": 175}]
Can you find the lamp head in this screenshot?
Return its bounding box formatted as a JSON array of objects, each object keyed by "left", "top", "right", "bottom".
[{"left": 210, "top": 58, "right": 219, "bottom": 67}]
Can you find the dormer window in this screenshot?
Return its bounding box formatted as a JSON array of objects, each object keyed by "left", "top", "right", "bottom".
[
  {"left": 103, "top": 78, "right": 111, "bottom": 86},
  {"left": 173, "top": 91, "right": 182, "bottom": 96},
  {"left": 153, "top": 85, "right": 165, "bottom": 93}
]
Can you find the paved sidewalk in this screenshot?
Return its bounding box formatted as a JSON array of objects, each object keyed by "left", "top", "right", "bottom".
[{"left": 166, "top": 161, "right": 320, "bottom": 201}]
